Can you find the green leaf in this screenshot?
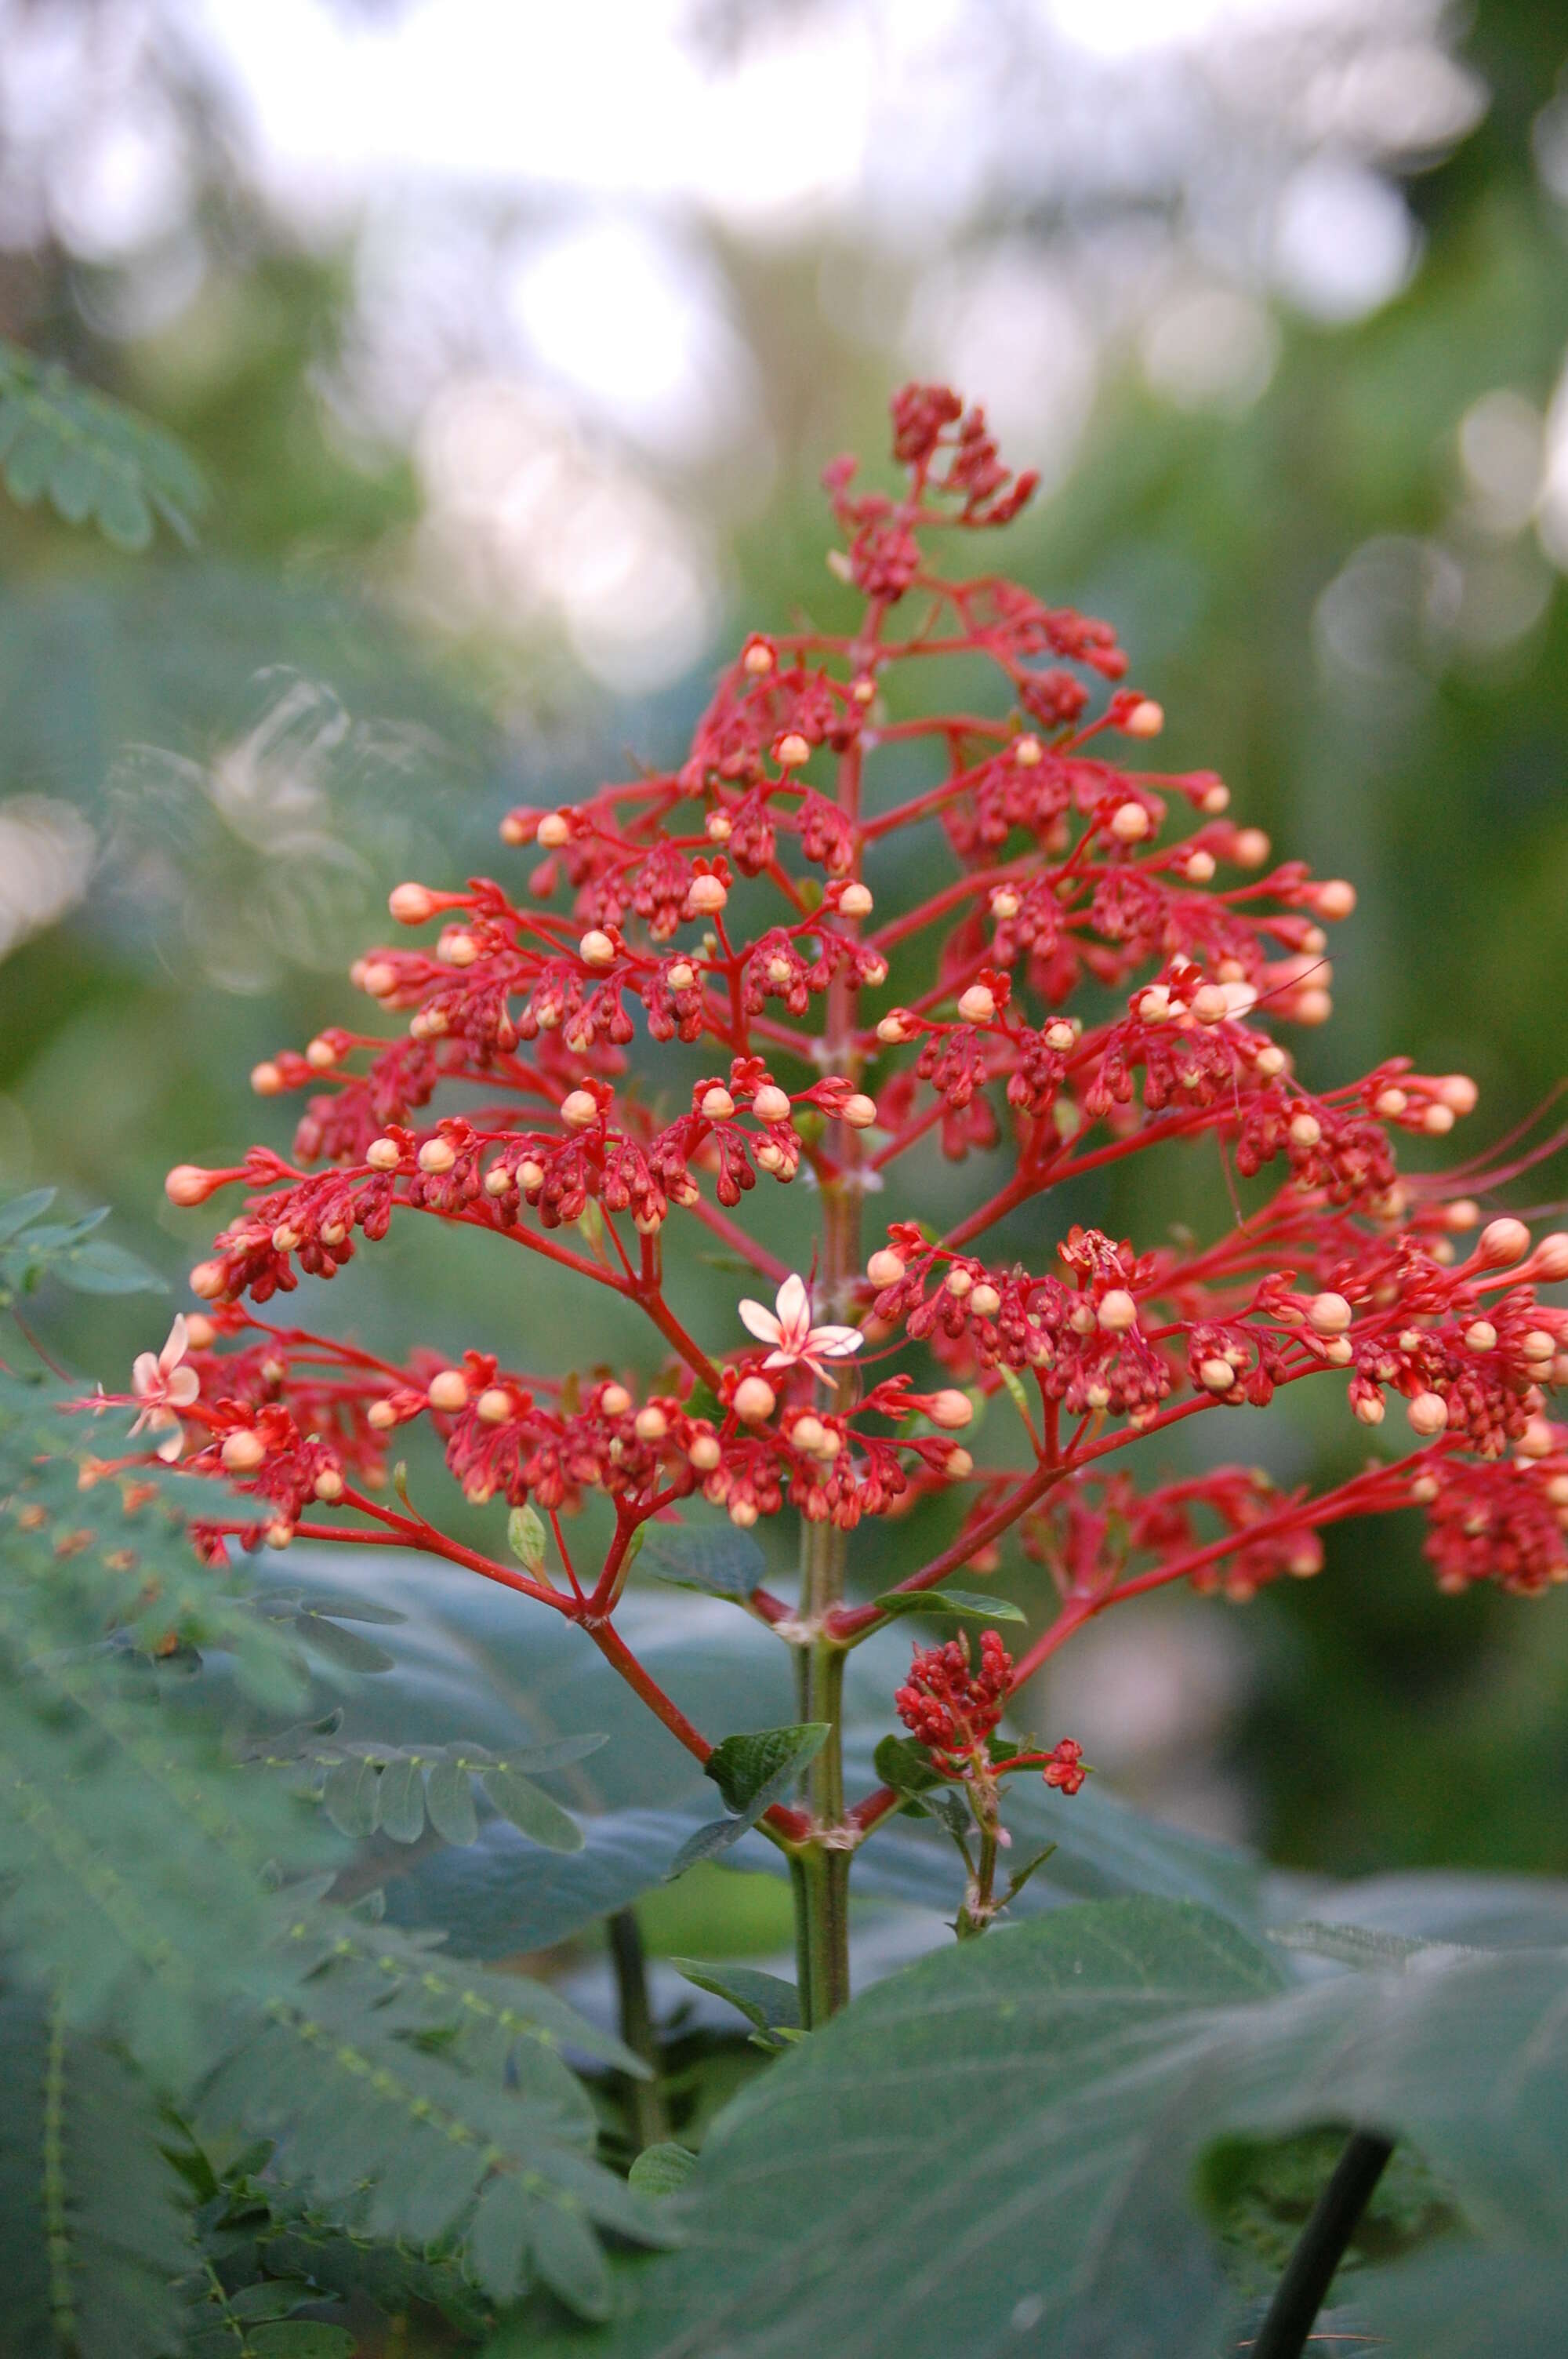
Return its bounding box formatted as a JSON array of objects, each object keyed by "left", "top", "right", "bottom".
[
  {"left": 704, "top": 1724, "right": 829, "bottom": 1818},
  {"left": 627, "top": 2143, "right": 698, "bottom": 2199},
  {"left": 529, "top": 2197, "right": 615, "bottom": 2323},
  {"left": 1356, "top": 2252, "right": 1568, "bottom": 2354},
  {"left": 0, "top": 1188, "right": 56, "bottom": 1244},
  {"left": 466, "top": 2172, "right": 534, "bottom": 2301},
  {"left": 296, "top": 1594, "right": 407, "bottom": 1627},
  {"left": 506, "top": 1899, "right": 1279, "bottom": 2359},
  {"left": 481, "top": 1765, "right": 585, "bottom": 1853},
  {"left": 376, "top": 1754, "right": 426, "bottom": 1844},
  {"left": 293, "top": 1611, "right": 397, "bottom": 1674},
  {"left": 96, "top": 474, "right": 155, "bottom": 551},
  {"left": 637, "top": 1522, "right": 766, "bottom": 1605},
  {"left": 870, "top": 1587, "right": 1026, "bottom": 1623},
  {"left": 321, "top": 1755, "right": 382, "bottom": 1839},
  {"left": 426, "top": 1757, "right": 481, "bottom": 1846},
  {"left": 0, "top": 341, "right": 205, "bottom": 548},
  {"left": 872, "top": 1732, "right": 945, "bottom": 1802},
  {"left": 53, "top": 1238, "right": 167, "bottom": 1295},
  {"left": 667, "top": 1723, "right": 828, "bottom": 1874},
  {"left": 0, "top": 1990, "right": 194, "bottom": 2359},
  {"left": 509, "top": 1504, "right": 550, "bottom": 1576},
  {"left": 669, "top": 1961, "right": 801, "bottom": 2047}
]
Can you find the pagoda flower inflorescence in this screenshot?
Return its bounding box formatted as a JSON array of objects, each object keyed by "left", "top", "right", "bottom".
[{"left": 87, "top": 385, "right": 1568, "bottom": 2017}]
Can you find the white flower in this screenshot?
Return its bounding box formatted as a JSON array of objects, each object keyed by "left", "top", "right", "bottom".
[
  {"left": 738, "top": 1273, "right": 863, "bottom": 1385},
  {"left": 129, "top": 1315, "right": 200, "bottom": 1461}
]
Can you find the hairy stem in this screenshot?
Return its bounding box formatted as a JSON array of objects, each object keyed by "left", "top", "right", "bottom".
[
  {"left": 606, "top": 1909, "right": 670, "bottom": 2152},
  {"left": 1250, "top": 2130, "right": 1395, "bottom": 2359}
]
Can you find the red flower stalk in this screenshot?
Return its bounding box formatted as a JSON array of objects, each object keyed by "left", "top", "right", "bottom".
[{"left": 80, "top": 386, "right": 1568, "bottom": 2016}]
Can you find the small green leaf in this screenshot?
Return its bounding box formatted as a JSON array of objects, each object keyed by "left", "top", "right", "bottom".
[
  {"left": 508, "top": 1503, "right": 549, "bottom": 1576},
  {"left": 681, "top": 1380, "right": 724, "bottom": 1424},
  {"left": 925, "top": 1786, "right": 975, "bottom": 1845},
  {"left": 506, "top": 1733, "right": 609, "bottom": 1776},
  {"left": 296, "top": 1594, "right": 406, "bottom": 1626},
  {"left": 872, "top": 1588, "right": 1025, "bottom": 1624},
  {"left": 376, "top": 1754, "right": 426, "bottom": 1844},
  {"left": 666, "top": 1817, "right": 751, "bottom": 1875},
  {"left": 53, "top": 1239, "right": 167, "bottom": 1296},
  {"left": 466, "top": 2172, "right": 533, "bottom": 2299},
  {"left": 670, "top": 1959, "right": 802, "bottom": 2045},
  {"left": 668, "top": 1724, "right": 831, "bottom": 1877},
  {"left": 481, "top": 1767, "right": 584, "bottom": 1853},
  {"left": 529, "top": 2198, "right": 614, "bottom": 2321},
  {"left": 321, "top": 1755, "right": 382, "bottom": 1839},
  {"left": 95, "top": 473, "right": 154, "bottom": 552},
  {"left": 873, "top": 1732, "right": 945, "bottom": 1799},
  {"left": 1004, "top": 1844, "right": 1058, "bottom": 1905},
  {"left": 0, "top": 1189, "right": 56, "bottom": 1244},
  {"left": 293, "top": 1613, "right": 397, "bottom": 1674},
  {"left": 705, "top": 1724, "right": 829, "bottom": 1818},
  {"left": 425, "top": 1758, "right": 479, "bottom": 1845},
  {"left": 224, "top": 2282, "right": 320, "bottom": 2322},
  {"left": 996, "top": 1363, "right": 1033, "bottom": 1421},
  {"left": 628, "top": 2142, "right": 698, "bottom": 2198},
  {"left": 638, "top": 1522, "right": 766, "bottom": 1604},
  {"left": 47, "top": 441, "right": 105, "bottom": 523}
]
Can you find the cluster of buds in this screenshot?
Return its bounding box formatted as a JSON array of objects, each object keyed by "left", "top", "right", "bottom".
[{"left": 83, "top": 385, "right": 1566, "bottom": 1902}]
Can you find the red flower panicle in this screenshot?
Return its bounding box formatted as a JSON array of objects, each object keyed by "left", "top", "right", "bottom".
[{"left": 83, "top": 384, "right": 1566, "bottom": 1890}]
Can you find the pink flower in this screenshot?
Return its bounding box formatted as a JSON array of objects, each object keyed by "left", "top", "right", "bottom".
[
  {"left": 129, "top": 1316, "right": 201, "bottom": 1461},
  {"left": 738, "top": 1273, "right": 864, "bottom": 1386}
]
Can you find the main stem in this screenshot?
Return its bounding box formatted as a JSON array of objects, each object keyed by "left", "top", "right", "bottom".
[{"left": 792, "top": 736, "right": 864, "bottom": 2029}]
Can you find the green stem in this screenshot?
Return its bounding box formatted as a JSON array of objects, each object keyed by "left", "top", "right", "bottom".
[
  {"left": 791, "top": 1633, "right": 850, "bottom": 2026},
  {"left": 1250, "top": 2129, "right": 1395, "bottom": 2359},
  {"left": 786, "top": 730, "right": 866, "bottom": 2029},
  {"left": 606, "top": 1908, "right": 670, "bottom": 2152}
]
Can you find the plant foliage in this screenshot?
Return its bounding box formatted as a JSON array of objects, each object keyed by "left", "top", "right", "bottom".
[{"left": 0, "top": 341, "right": 208, "bottom": 551}]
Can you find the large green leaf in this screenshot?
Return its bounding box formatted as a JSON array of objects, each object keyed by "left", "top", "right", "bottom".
[
  {"left": 491, "top": 1895, "right": 1568, "bottom": 2358},
  {"left": 488, "top": 1898, "right": 1279, "bottom": 2359},
  {"left": 1355, "top": 2250, "right": 1568, "bottom": 2354}
]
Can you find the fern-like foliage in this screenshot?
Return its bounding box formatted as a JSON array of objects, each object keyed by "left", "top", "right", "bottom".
[
  {"left": 0, "top": 1986, "right": 194, "bottom": 2359},
  {"left": 0, "top": 341, "right": 207, "bottom": 550},
  {"left": 0, "top": 1374, "right": 673, "bottom": 2346}
]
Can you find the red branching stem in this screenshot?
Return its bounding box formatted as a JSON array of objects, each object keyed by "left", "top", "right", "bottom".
[{"left": 332, "top": 1485, "right": 572, "bottom": 1611}]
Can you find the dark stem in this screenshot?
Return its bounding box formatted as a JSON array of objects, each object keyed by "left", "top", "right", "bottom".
[
  {"left": 605, "top": 1908, "right": 670, "bottom": 2152},
  {"left": 1248, "top": 2129, "right": 1395, "bottom": 2359}
]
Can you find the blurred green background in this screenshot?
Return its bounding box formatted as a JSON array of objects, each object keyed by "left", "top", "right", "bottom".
[{"left": 2, "top": 0, "right": 1567, "bottom": 1890}]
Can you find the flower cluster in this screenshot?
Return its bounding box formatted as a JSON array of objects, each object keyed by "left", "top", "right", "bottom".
[{"left": 83, "top": 384, "right": 1566, "bottom": 1905}]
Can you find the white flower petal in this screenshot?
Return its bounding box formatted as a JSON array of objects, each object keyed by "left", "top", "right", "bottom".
[
  {"left": 131, "top": 1352, "right": 161, "bottom": 1399},
  {"left": 155, "top": 1425, "right": 185, "bottom": 1462},
  {"left": 739, "top": 1299, "right": 785, "bottom": 1347},
  {"left": 167, "top": 1365, "right": 201, "bottom": 1407},
  {"left": 807, "top": 1324, "right": 863, "bottom": 1359},
  {"left": 158, "top": 1314, "right": 190, "bottom": 1376},
  {"left": 774, "top": 1272, "right": 811, "bottom": 1341}
]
